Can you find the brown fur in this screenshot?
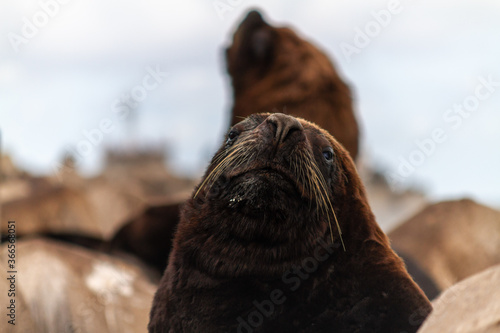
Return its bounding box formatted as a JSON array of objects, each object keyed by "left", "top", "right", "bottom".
[
  {"left": 226, "top": 10, "right": 359, "bottom": 160},
  {"left": 390, "top": 199, "right": 500, "bottom": 290},
  {"left": 109, "top": 201, "right": 183, "bottom": 273},
  {"left": 149, "top": 114, "right": 431, "bottom": 333}
]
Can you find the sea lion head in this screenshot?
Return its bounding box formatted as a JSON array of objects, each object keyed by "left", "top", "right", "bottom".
[
  {"left": 177, "top": 113, "right": 370, "bottom": 278},
  {"left": 225, "top": 10, "right": 338, "bottom": 92},
  {"left": 225, "top": 9, "right": 359, "bottom": 160}
]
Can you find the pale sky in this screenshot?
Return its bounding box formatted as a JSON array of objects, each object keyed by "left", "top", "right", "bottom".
[{"left": 1, "top": 0, "right": 499, "bottom": 207}]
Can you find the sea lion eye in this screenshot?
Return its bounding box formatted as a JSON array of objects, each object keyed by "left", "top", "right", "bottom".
[
  {"left": 322, "top": 148, "right": 334, "bottom": 162},
  {"left": 226, "top": 129, "right": 239, "bottom": 146}
]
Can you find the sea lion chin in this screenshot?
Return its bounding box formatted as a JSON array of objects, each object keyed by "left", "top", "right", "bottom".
[
  {"left": 223, "top": 169, "right": 299, "bottom": 217},
  {"left": 149, "top": 113, "right": 432, "bottom": 333}
]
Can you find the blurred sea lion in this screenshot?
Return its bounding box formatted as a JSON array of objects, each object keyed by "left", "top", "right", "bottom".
[
  {"left": 108, "top": 200, "right": 184, "bottom": 274},
  {"left": 226, "top": 10, "right": 360, "bottom": 160}
]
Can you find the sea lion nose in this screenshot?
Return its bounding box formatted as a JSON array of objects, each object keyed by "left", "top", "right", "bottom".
[{"left": 266, "top": 113, "right": 304, "bottom": 145}]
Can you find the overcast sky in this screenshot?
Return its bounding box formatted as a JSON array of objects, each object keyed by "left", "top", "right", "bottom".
[{"left": 1, "top": 0, "right": 499, "bottom": 207}]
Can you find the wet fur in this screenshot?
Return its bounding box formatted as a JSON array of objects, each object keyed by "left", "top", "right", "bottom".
[{"left": 149, "top": 114, "right": 431, "bottom": 333}]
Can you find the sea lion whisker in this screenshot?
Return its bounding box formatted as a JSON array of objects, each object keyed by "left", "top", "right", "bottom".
[
  {"left": 245, "top": 152, "right": 256, "bottom": 168},
  {"left": 302, "top": 153, "right": 324, "bottom": 214},
  {"left": 309, "top": 167, "right": 330, "bottom": 222},
  {"left": 211, "top": 141, "right": 243, "bottom": 164},
  {"left": 207, "top": 148, "right": 246, "bottom": 190},
  {"left": 301, "top": 156, "right": 314, "bottom": 203},
  {"left": 305, "top": 161, "right": 336, "bottom": 246},
  {"left": 312, "top": 163, "right": 346, "bottom": 251},
  {"left": 291, "top": 155, "right": 304, "bottom": 198},
  {"left": 311, "top": 170, "right": 335, "bottom": 246},
  {"left": 304, "top": 163, "right": 328, "bottom": 217},
  {"left": 197, "top": 138, "right": 260, "bottom": 198},
  {"left": 211, "top": 141, "right": 246, "bottom": 164},
  {"left": 306, "top": 161, "right": 314, "bottom": 202},
  {"left": 195, "top": 145, "right": 246, "bottom": 198},
  {"left": 205, "top": 141, "right": 256, "bottom": 194}
]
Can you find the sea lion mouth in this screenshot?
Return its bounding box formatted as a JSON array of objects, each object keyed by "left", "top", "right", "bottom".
[
  {"left": 218, "top": 165, "right": 304, "bottom": 218},
  {"left": 229, "top": 165, "right": 301, "bottom": 192}
]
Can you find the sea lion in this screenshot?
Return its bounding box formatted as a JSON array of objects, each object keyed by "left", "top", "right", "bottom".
[
  {"left": 66, "top": 8, "right": 360, "bottom": 277},
  {"left": 149, "top": 113, "right": 431, "bottom": 333},
  {"left": 108, "top": 200, "right": 184, "bottom": 273},
  {"left": 226, "top": 10, "right": 360, "bottom": 160},
  {"left": 390, "top": 199, "right": 500, "bottom": 290}
]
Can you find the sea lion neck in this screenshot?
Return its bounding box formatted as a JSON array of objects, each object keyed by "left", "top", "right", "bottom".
[
  {"left": 172, "top": 155, "right": 383, "bottom": 281},
  {"left": 172, "top": 195, "right": 329, "bottom": 279}
]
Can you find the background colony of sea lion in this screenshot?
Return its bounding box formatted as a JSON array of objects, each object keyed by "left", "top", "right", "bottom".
[{"left": 1, "top": 9, "right": 500, "bottom": 333}]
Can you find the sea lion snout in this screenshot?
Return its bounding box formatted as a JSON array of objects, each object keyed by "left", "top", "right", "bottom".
[
  {"left": 240, "top": 10, "right": 267, "bottom": 32},
  {"left": 266, "top": 113, "right": 304, "bottom": 146}
]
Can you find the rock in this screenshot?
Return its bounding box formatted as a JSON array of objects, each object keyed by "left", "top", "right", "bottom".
[
  {"left": 226, "top": 9, "right": 360, "bottom": 160},
  {"left": 390, "top": 199, "right": 500, "bottom": 290},
  {"left": 0, "top": 238, "right": 156, "bottom": 333},
  {"left": 418, "top": 264, "right": 500, "bottom": 333}
]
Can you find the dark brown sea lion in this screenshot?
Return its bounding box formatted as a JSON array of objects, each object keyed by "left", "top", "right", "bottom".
[
  {"left": 226, "top": 10, "right": 360, "bottom": 160},
  {"left": 108, "top": 200, "right": 184, "bottom": 273},
  {"left": 149, "top": 113, "right": 431, "bottom": 333}
]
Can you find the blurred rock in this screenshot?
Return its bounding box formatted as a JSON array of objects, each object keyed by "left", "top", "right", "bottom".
[
  {"left": 418, "top": 264, "right": 500, "bottom": 333},
  {"left": 0, "top": 272, "right": 37, "bottom": 332},
  {"left": 1, "top": 153, "right": 29, "bottom": 181},
  {"left": 101, "top": 147, "right": 196, "bottom": 203},
  {"left": 1, "top": 148, "right": 196, "bottom": 240},
  {"left": 2, "top": 186, "right": 97, "bottom": 235},
  {"left": 0, "top": 238, "right": 156, "bottom": 333},
  {"left": 390, "top": 199, "right": 500, "bottom": 290},
  {"left": 356, "top": 158, "right": 428, "bottom": 232}
]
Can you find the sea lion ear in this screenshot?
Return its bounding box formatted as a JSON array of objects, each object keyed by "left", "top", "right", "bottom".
[{"left": 251, "top": 28, "right": 273, "bottom": 60}]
